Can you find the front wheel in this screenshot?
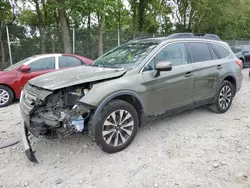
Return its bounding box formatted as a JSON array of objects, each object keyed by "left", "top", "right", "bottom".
[
  {"left": 0, "top": 85, "right": 14, "bottom": 108},
  {"left": 90, "top": 100, "right": 139, "bottom": 153},
  {"left": 209, "top": 81, "right": 234, "bottom": 113}
]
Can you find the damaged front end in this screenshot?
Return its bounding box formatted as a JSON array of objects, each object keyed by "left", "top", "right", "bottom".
[{"left": 20, "top": 83, "right": 94, "bottom": 163}]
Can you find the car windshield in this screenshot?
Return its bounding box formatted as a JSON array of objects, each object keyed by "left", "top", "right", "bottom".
[
  {"left": 91, "top": 42, "right": 158, "bottom": 69},
  {"left": 3, "top": 57, "right": 33, "bottom": 71}
]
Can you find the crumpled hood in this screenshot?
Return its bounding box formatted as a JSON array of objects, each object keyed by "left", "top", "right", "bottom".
[{"left": 29, "top": 66, "right": 126, "bottom": 90}]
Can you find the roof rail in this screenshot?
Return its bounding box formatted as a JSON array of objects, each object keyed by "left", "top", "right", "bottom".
[
  {"left": 166, "top": 33, "right": 221, "bottom": 41},
  {"left": 131, "top": 36, "right": 152, "bottom": 41}
]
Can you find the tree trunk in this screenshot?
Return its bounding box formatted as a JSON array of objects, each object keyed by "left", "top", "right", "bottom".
[
  {"left": 131, "top": 0, "right": 137, "bottom": 38},
  {"left": 38, "top": 26, "right": 45, "bottom": 53},
  {"left": 97, "top": 12, "right": 104, "bottom": 57},
  {"left": 34, "top": 0, "right": 45, "bottom": 53},
  {"left": 117, "top": 0, "right": 121, "bottom": 45},
  {"left": 58, "top": 2, "right": 72, "bottom": 53},
  {"left": 187, "top": 4, "right": 195, "bottom": 32},
  {"left": 0, "top": 23, "right": 6, "bottom": 67},
  {"left": 87, "top": 1, "right": 91, "bottom": 58},
  {"left": 51, "top": 34, "right": 56, "bottom": 53},
  {"left": 138, "top": 0, "right": 147, "bottom": 33}
]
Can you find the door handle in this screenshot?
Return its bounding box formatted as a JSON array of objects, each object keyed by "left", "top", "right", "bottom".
[
  {"left": 217, "top": 65, "right": 223, "bottom": 69},
  {"left": 185, "top": 72, "right": 193, "bottom": 77}
]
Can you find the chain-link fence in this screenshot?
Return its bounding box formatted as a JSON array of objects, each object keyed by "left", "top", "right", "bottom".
[
  {"left": 225, "top": 40, "right": 250, "bottom": 47},
  {"left": 2, "top": 24, "right": 250, "bottom": 70},
  {"left": 0, "top": 24, "right": 141, "bottom": 70}
]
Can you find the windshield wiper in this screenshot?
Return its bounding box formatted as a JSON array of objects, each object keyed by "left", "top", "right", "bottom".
[
  {"left": 88, "top": 64, "right": 102, "bottom": 67},
  {"left": 103, "top": 64, "right": 120, "bottom": 68},
  {"left": 88, "top": 64, "right": 119, "bottom": 68}
]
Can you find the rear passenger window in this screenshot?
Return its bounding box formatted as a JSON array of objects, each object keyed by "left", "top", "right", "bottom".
[
  {"left": 189, "top": 43, "right": 212, "bottom": 63},
  {"left": 59, "top": 56, "right": 83, "bottom": 68},
  {"left": 208, "top": 44, "right": 219, "bottom": 60},
  {"left": 212, "top": 44, "right": 230, "bottom": 58}
]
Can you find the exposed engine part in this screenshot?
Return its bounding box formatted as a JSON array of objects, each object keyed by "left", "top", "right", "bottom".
[
  {"left": 84, "top": 88, "right": 89, "bottom": 95},
  {"left": 39, "top": 112, "right": 59, "bottom": 127},
  {"left": 71, "top": 116, "right": 85, "bottom": 132},
  {"left": 29, "top": 86, "right": 92, "bottom": 138}
]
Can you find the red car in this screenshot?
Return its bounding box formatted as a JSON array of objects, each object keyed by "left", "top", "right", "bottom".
[{"left": 0, "top": 53, "right": 93, "bottom": 107}]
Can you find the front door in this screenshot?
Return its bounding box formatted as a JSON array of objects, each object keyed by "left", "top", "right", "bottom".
[{"left": 142, "top": 42, "right": 195, "bottom": 115}]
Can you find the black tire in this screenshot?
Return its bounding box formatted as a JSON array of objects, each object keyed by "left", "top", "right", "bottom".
[
  {"left": 89, "top": 99, "right": 139, "bottom": 153},
  {"left": 0, "top": 85, "right": 14, "bottom": 108},
  {"left": 242, "top": 59, "right": 247, "bottom": 68},
  {"left": 209, "top": 80, "right": 234, "bottom": 113}
]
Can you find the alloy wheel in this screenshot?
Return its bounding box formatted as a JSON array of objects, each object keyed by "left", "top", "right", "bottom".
[
  {"left": 218, "top": 85, "right": 232, "bottom": 109},
  {"left": 102, "top": 110, "right": 134, "bottom": 147},
  {"left": 0, "top": 89, "right": 10, "bottom": 106}
]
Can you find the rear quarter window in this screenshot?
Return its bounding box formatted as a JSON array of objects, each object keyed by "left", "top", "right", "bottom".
[{"left": 212, "top": 43, "right": 230, "bottom": 58}]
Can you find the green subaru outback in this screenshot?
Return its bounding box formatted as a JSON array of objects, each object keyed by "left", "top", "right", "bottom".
[{"left": 20, "top": 33, "right": 243, "bottom": 162}]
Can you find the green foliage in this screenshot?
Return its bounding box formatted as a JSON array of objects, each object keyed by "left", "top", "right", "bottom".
[
  {"left": 2, "top": 0, "right": 250, "bottom": 66},
  {"left": 0, "top": 1, "right": 14, "bottom": 23},
  {"left": 172, "top": 0, "right": 250, "bottom": 39}
]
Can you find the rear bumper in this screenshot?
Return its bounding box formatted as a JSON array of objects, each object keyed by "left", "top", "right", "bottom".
[{"left": 235, "top": 70, "right": 243, "bottom": 94}]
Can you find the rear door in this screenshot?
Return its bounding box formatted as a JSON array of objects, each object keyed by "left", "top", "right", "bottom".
[
  {"left": 18, "top": 56, "right": 56, "bottom": 91},
  {"left": 188, "top": 42, "right": 222, "bottom": 102},
  {"left": 142, "top": 42, "right": 195, "bottom": 114}
]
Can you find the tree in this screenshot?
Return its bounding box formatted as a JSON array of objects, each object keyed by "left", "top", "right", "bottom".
[
  {"left": 56, "top": 0, "right": 72, "bottom": 53},
  {"left": 0, "top": 1, "right": 13, "bottom": 65},
  {"left": 34, "top": 0, "right": 45, "bottom": 53},
  {"left": 18, "top": 0, "right": 58, "bottom": 53}
]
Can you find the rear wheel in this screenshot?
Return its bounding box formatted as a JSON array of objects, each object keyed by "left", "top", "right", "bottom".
[
  {"left": 209, "top": 81, "right": 234, "bottom": 113},
  {"left": 89, "top": 100, "right": 139, "bottom": 153},
  {"left": 0, "top": 85, "right": 14, "bottom": 107}
]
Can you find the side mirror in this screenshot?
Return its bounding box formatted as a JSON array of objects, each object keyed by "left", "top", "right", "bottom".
[
  {"left": 155, "top": 61, "right": 173, "bottom": 71},
  {"left": 153, "top": 61, "right": 173, "bottom": 77},
  {"left": 20, "top": 65, "right": 31, "bottom": 72}
]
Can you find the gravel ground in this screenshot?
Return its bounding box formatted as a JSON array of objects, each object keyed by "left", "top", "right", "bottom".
[{"left": 0, "top": 69, "right": 250, "bottom": 188}]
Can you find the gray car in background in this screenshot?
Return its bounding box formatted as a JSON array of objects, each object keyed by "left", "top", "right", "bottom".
[{"left": 231, "top": 45, "right": 250, "bottom": 68}]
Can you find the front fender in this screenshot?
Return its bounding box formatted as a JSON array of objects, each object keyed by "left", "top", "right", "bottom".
[{"left": 81, "top": 89, "right": 147, "bottom": 130}]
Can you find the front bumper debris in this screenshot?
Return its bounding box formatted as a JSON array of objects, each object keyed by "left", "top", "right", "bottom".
[{"left": 20, "top": 122, "right": 38, "bottom": 163}]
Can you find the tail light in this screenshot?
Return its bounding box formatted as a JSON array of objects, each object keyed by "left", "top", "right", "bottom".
[{"left": 236, "top": 59, "right": 243, "bottom": 69}]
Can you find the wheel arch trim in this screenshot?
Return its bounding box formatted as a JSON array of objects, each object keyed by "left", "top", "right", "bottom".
[
  {"left": 91, "top": 90, "right": 146, "bottom": 126},
  {"left": 216, "top": 73, "right": 237, "bottom": 97}
]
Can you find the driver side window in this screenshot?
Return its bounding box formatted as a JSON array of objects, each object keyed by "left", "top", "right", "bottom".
[
  {"left": 144, "top": 43, "right": 188, "bottom": 71},
  {"left": 29, "top": 57, "right": 55, "bottom": 72}
]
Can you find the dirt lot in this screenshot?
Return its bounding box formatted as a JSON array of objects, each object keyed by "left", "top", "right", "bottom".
[{"left": 0, "top": 69, "right": 250, "bottom": 188}]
